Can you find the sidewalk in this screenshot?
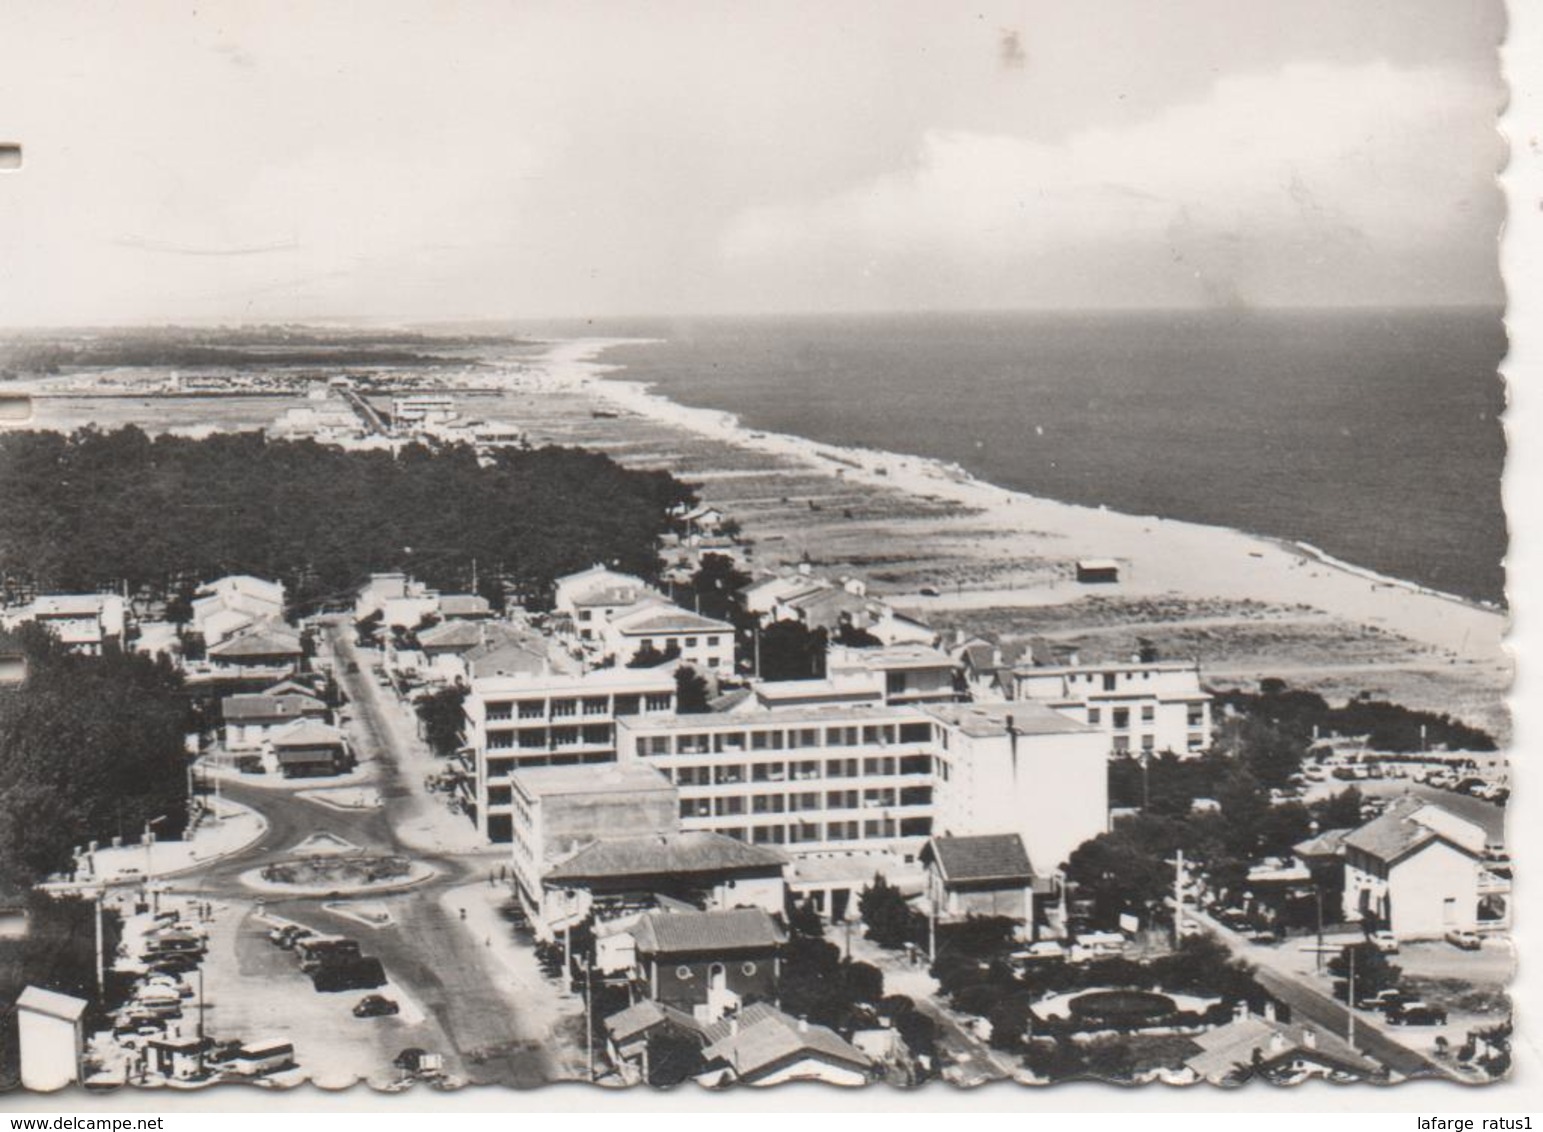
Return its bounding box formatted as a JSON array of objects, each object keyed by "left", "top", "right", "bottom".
[
  {"left": 82, "top": 797, "right": 267, "bottom": 884},
  {"left": 437, "top": 879, "right": 586, "bottom": 1076}
]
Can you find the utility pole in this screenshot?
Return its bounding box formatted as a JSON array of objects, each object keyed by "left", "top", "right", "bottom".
[
  {"left": 1173, "top": 849, "right": 1186, "bottom": 945},
  {"left": 1315, "top": 886, "right": 1324, "bottom": 972},
  {"left": 1300, "top": 942, "right": 1357, "bottom": 1050},
  {"left": 584, "top": 947, "right": 594, "bottom": 1082},
  {"left": 93, "top": 888, "right": 105, "bottom": 997}
]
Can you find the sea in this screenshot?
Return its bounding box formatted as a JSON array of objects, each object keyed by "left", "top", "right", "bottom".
[{"left": 575, "top": 308, "right": 1507, "bottom": 607}]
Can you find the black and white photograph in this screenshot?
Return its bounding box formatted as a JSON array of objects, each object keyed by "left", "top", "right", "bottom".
[{"left": 0, "top": 0, "right": 1531, "bottom": 1104}]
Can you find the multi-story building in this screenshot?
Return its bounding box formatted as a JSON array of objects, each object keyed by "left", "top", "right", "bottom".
[
  {"left": 460, "top": 666, "right": 678, "bottom": 842},
  {"left": 551, "top": 565, "right": 658, "bottom": 644},
  {"left": 1341, "top": 797, "right": 1486, "bottom": 938},
  {"left": 1000, "top": 657, "right": 1212, "bottom": 757},
  {"left": 507, "top": 762, "right": 680, "bottom": 927},
  {"left": 3, "top": 594, "right": 128, "bottom": 656},
  {"left": 602, "top": 605, "right": 736, "bottom": 675},
  {"left": 614, "top": 698, "right": 1107, "bottom": 923}
]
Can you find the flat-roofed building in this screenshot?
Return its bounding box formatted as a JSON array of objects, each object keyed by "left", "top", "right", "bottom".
[
  {"left": 603, "top": 605, "right": 736, "bottom": 675},
  {"left": 614, "top": 697, "right": 1109, "bottom": 922},
  {"left": 826, "top": 644, "right": 960, "bottom": 705},
  {"left": 1000, "top": 655, "right": 1212, "bottom": 757},
  {"left": 3, "top": 594, "right": 128, "bottom": 656},
  {"left": 508, "top": 763, "right": 680, "bottom": 925},
  {"left": 462, "top": 665, "right": 678, "bottom": 842}
]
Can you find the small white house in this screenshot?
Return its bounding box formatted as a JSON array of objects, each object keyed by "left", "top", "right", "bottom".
[
  {"left": 1342, "top": 797, "right": 1485, "bottom": 938},
  {"left": 16, "top": 985, "right": 88, "bottom": 1091}
]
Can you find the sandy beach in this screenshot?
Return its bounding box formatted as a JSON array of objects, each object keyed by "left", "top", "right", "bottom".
[{"left": 508, "top": 338, "right": 1512, "bottom": 741}]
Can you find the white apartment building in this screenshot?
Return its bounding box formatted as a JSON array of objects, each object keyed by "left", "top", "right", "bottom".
[
  {"left": 552, "top": 565, "right": 658, "bottom": 644},
  {"left": 602, "top": 605, "right": 736, "bottom": 675},
  {"left": 613, "top": 698, "right": 1108, "bottom": 899},
  {"left": 4, "top": 594, "right": 128, "bottom": 656},
  {"left": 460, "top": 666, "right": 678, "bottom": 842},
  {"left": 1001, "top": 658, "right": 1212, "bottom": 757}
]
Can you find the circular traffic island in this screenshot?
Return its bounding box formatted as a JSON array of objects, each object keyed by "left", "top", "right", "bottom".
[
  {"left": 1066, "top": 990, "right": 1177, "bottom": 1027},
  {"left": 241, "top": 853, "right": 436, "bottom": 896}
]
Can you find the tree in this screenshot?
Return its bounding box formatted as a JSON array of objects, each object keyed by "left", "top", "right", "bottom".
[
  {"left": 1311, "top": 786, "right": 1364, "bottom": 830},
  {"left": 756, "top": 621, "right": 827, "bottom": 681},
  {"left": 0, "top": 625, "right": 190, "bottom": 890},
  {"left": 674, "top": 666, "right": 711, "bottom": 714},
  {"left": 0, "top": 427, "right": 694, "bottom": 610},
  {"left": 627, "top": 641, "right": 680, "bottom": 669},
  {"left": 414, "top": 685, "right": 468, "bottom": 758},
  {"left": 1064, "top": 815, "right": 1189, "bottom": 926},
  {"left": 832, "top": 621, "right": 883, "bottom": 649},
  {"left": 688, "top": 554, "right": 751, "bottom": 622},
  {"left": 858, "top": 874, "right": 922, "bottom": 949},
  {"left": 1329, "top": 943, "right": 1401, "bottom": 1001}
]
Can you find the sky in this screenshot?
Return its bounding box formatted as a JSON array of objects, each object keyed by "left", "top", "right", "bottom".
[{"left": 0, "top": 0, "right": 1508, "bottom": 325}]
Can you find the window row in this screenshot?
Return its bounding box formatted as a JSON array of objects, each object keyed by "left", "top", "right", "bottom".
[
  {"left": 637, "top": 723, "right": 934, "bottom": 758},
  {"left": 702, "top": 816, "right": 933, "bottom": 845},
  {"left": 669, "top": 756, "right": 933, "bottom": 786}
]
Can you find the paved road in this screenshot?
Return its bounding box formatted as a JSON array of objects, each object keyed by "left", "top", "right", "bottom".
[
  {"left": 1189, "top": 908, "right": 1448, "bottom": 1080},
  {"left": 168, "top": 619, "right": 554, "bottom": 1086}
]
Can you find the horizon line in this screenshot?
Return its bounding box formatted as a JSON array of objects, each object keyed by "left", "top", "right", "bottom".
[{"left": 0, "top": 299, "right": 1508, "bottom": 336}]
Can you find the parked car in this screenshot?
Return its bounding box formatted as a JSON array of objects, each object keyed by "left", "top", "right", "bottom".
[
  {"left": 1361, "top": 988, "right": 1407, "bottom": 1012},
  {"left": 353, "top": 994, "right": 400, "bottom": 1018},
  {"left": 1445, "top": 928, "right": 1483, "bottom": 951},
  {"left": 1010, "top": 941, "right": 1068, "bottom": 966},
  {"left": 1369, "top": 930, "right": 1399, "bottom": 954},
  {"left": 1386, "top": 1001, "right": 1447, "bottom": 1026},
  {"left": 313, "top": 957, "right": 387, "bottom": 993}
]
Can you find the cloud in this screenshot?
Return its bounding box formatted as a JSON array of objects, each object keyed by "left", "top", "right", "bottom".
[{"left": 718, "top": 60, "right": 1502, "bottom": 309}]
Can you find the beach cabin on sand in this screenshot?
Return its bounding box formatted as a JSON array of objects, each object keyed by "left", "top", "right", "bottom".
[
  {"left": 1075, "top": 558, "right": 1121, "bottom": 584},
  {"left": 15, "top": 986, "right": 88, "bottom": 1091},
  {"left": 1341, "top": 798, "right": 1485, "bottom": 938}
]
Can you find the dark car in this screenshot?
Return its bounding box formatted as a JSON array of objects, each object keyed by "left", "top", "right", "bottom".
[
  {"left": 1386, "top": 1001, "right": 1447, "bottom": 1026},
  {"left": 354, "top": 994, "right": 400, "bottom": 1018},
  {"left": 313, "top": 956, "right": 387, "bottom": 993},
  {"left": 146, "top": 955, "right": 199, "bottom": 975}
]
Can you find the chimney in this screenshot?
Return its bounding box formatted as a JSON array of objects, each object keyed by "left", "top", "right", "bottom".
[
  {"left": 1262, "top": 1000, "right": 1277, "bottom": 1022},
  {"left": 798, "top": 1017, "right": 809, "bottom": 1033},
  {"left": 729, "top": 1017, "right": 739, "bottom": 1037},
  {"left": 1301, "top": 1027, "right": 1316, "bottom": 1049},
  {"left": 1268, "top": 1032, "right": 1290, "bottom": 1055},
  {"left": 797, "top": 562, "right": 811, "bottom": 577},
  {"left": 1233, "top": 1001, "right": 1249, "bottom": 1023}
]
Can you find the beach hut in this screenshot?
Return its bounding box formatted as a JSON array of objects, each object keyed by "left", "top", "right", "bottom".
[{"left": 1075, "top": 558, "right": 1121, "bottom": 584}]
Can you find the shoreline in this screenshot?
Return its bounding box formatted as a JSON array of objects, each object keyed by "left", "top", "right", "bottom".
[{"left": 518, "top": 337, "right": 1507, "bottom": 687}]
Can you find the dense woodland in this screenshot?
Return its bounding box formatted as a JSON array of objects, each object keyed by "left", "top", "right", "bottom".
[
  {"left": 0, "top": 427, "right": 694, "bottom": 613},
  {"left": 0, "top": 625, "right": 192, "bottom": 892}
]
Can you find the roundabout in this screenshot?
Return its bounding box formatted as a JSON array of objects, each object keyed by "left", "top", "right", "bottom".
[{"left": 240, "top": 851, "right": 437, "bottom": 897}]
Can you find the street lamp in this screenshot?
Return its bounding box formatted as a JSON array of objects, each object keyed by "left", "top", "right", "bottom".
[{"left": 144, "top": 814, "right": 169, "bottom": 914}]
